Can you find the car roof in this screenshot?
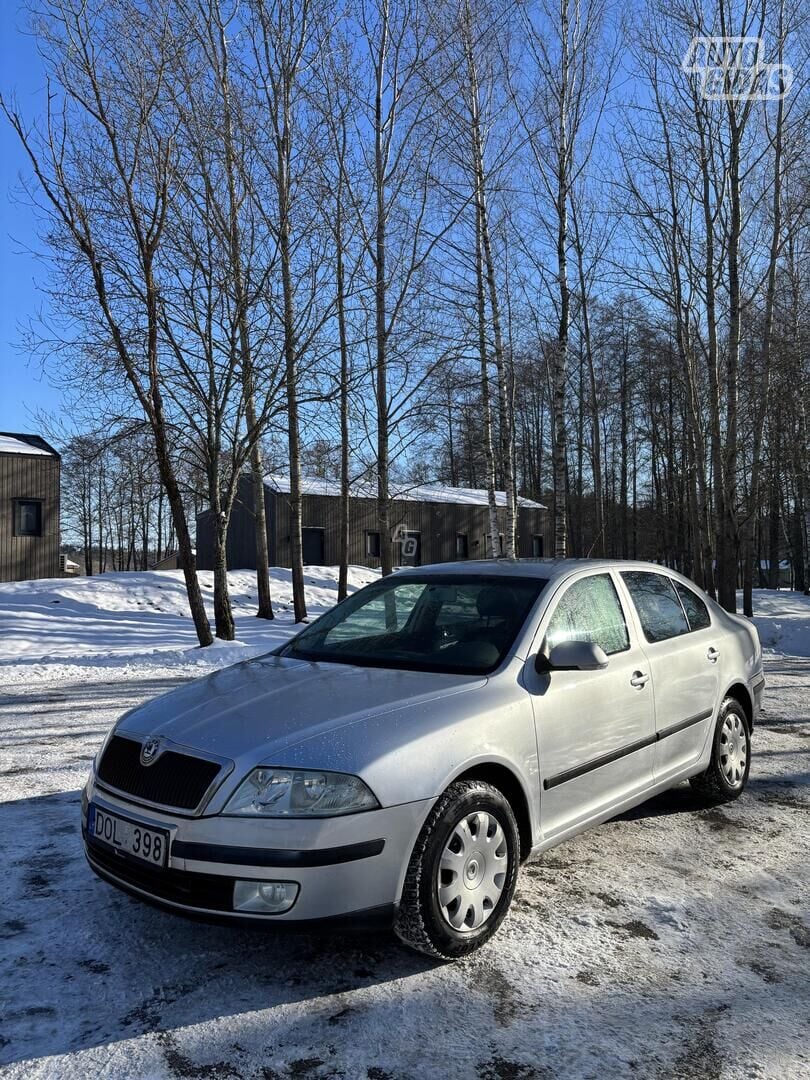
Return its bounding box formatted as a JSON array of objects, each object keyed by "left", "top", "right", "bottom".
[{"left": 394, "top": 558, "right": 690, "bottom": 585}]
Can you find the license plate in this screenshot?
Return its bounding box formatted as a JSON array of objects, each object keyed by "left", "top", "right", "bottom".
[{"left": 88, "top": 805, "right": 169, "bottom": 868}]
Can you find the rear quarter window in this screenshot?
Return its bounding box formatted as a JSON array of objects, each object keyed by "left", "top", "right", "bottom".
[{"left": 674, "top": 581, "right": 711, "bottom": 631}]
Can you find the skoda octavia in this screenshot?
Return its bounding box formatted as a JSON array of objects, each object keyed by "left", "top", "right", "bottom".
[{"left": 83, "top": 560, "right": 764, "bottom": 957}]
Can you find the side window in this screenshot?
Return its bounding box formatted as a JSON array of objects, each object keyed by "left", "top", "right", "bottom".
[
  {"left": 621, "top": 572, "right": 689, "bottom": 643},
  {"left": 545, "top": 574, "right": 630, "bottom": 656},
  {"left": 674, "top": 582, "right": 711, "bottom": 632}
]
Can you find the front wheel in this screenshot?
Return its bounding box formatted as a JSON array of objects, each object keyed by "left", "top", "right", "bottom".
[
  {"left": 394, "top": 780, "right": 520, "bottom": 959},
  {"left": 690, "top": 697, "right": 751, "bottom": 802}
]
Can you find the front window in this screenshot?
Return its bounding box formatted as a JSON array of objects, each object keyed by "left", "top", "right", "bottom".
[
  {"left": 281, "top": 574, "right": 548, "bottom": 674},
  {"left": 545, "top": 573, "right": 630, "bottom": 656},
  {"left": 15, "top": 500, "right": 42, "bottom": 537}
]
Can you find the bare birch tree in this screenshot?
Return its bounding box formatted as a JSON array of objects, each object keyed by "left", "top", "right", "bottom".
[
  {"left": 2, "top": 0, "right": 214, "bottom": 644},
  {"left": 514, "top": 0, "right": 614, "bottom": 557}
]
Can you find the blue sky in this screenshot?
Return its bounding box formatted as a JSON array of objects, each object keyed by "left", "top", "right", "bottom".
[{"left": 0, "top": 5, "right": 62, "bottom": 434}]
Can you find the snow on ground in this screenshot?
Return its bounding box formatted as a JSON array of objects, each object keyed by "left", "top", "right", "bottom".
[
  {"left": 0, "top": 581, "right": 808, "bottom": 1079},
  {"left": 746, "top": 588, "right": 810, "bottom": 658},
  {"left": 0, "top": 566, "right": 378, "bottom": 685}
]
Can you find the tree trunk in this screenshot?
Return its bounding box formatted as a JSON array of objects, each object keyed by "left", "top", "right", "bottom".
[
  {"left": 217, "top": 10, "right": 273, "bottom": 621},
  {"left": 717, "top": 122, "right": 742, "bottom": 611},
  {"left": 374, "top": 3, "right": 393, "bottom": 576},
  {"left": 743, "top": 7, "right": 785, "bottom": 616},
  {"left": 475, "top": 186, "right": 500, "bottom": 558},
  {"left": 619, "top": 342, "right": 629, "bottom": 559},
  {"left": 464, "top": 10, "right": 504, "bottom": 559},
  {"left": 551, "top": 0, "right": 571, "bottom": 558},
  {"left": 281, "top": 215, "right": 306, "bottom": 622},
  {"left": 247, "top": 408, "right": 274, "bottom": 619},
  {"left": 212, "top": 511, "right": 235, "bottom": 640},
  {"left": 145, "top": 254, "right": 213, "bottom": 646},
  {"left": 336, "top": 176, "right": 351, "bottom": 601},
  {"left": 768, "top": 471, "right": 780, "bottom": 589},
  {"left": 156, "top": 436, "right": 212, "bottom": 645}
]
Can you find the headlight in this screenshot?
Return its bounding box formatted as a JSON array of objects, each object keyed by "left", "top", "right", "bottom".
[{"left": 222, "top": 767, "right": 380, "bottom": 817}]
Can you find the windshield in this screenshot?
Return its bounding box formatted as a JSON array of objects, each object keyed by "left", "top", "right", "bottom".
[{"left": 281, "top": 574, "right": 548, "bottom": 674}]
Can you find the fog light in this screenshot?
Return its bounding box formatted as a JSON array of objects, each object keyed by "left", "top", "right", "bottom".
[{"left": 233, "top": 880, "right": 299, "bottom": 914}]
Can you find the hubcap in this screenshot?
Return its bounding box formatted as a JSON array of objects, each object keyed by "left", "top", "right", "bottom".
[
  {"left": 719, "top": 711, "right": 748, "bottom": 788},
  {"left": 437, "top": 811, "right": 508, "bottom": 932}
]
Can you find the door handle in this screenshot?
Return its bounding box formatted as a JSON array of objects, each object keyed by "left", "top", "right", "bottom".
[
  {"left": 707, "top": 647, "right": 719, "bottom": 663},
  {"left": 630, "top": 671, "right": 649, "bottom": 689}
]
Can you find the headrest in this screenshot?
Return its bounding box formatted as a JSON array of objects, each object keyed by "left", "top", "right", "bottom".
[{"left": 476, "top": 586, "right": 516, "bottom": 620}]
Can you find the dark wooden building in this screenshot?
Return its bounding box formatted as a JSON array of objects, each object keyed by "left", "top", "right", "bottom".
[
  {"left": 197, "top": 474, "right": 549, "bottom": 571},
  {"left": 0, "top": 433, "right": 61, "bottom": 582}
]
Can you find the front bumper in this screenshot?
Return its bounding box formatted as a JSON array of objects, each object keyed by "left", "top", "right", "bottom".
[{"left": 82, "top": 779, "right": 432, "bottom": 924}]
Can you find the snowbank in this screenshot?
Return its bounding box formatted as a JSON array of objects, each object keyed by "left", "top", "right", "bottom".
[
  {"left": 743, "top": 589, "right": 810, "bottom": 658},
  {"left": 1, "top": 574, "right": 807, "bottom": 687},
  {"left": 0, "top": 566, "right": 378, "bottom": 683}
]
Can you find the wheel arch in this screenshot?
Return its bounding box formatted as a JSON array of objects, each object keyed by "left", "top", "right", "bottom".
[
  {"left": 451, "top": 762, "right": 534, "bottom": 862},
  {"left": 723, "top": 682, "right": 754, "bottom": 729}
]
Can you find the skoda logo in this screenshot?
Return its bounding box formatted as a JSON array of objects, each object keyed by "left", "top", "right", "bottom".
[{"left": 140, "top": 737, "right": 162, "bottom": 766}]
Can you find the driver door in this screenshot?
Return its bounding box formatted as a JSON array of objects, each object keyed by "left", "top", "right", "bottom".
[{"left": 524, "top": 571, "right": 656, "bottom": 840}]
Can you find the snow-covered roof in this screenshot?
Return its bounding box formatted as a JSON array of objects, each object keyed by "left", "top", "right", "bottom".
[
  {"left": 0, "top": 433, "right": 57, "bottom": 457},
  {"left": 264, "top": 474, "right": 546, "bottom": 510}
]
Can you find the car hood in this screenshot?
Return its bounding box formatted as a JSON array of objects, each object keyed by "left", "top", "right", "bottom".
[{"left": 116, "top": 653, "right": 485, "bottom": 763}]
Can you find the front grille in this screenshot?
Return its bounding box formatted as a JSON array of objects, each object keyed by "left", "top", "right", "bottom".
[
  {"left": 96, "top": 735, "right": 222, "bottom": 811},
  {"left": 85, "top": 835, "right": 235, "bottom": 911}
]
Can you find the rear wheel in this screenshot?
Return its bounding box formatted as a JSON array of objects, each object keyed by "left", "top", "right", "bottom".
[
  {"left": 394, "top": 780, "right": 520, "bottom": 959},
  {"left": 690, "top": 697, "right": 751, "bottom": 802}
]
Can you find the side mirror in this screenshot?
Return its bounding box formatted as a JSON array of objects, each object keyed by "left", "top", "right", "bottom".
[{"left": 535, "top": 640, "right": 609, "bottom": 673}]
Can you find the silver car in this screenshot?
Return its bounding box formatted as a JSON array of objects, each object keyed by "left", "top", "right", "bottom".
[{"left": 82, "top": 559, "right": 764, "bottom": 958}]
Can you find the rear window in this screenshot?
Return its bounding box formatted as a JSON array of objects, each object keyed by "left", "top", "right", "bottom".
[
  {"left": 621, "top": 571, "right": 690, "bottom": 643},
  {"left": 674, "top": 582, "right": 711, "bottom": 632}
]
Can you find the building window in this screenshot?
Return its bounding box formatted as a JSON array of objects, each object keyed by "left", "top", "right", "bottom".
[
  {"left": 498, "top": 534, "right": 504, "bottom": 556},
  {"left": 14, "top": 500, "right": 42, "bottom": 537},
  {"left": 532, "top": 534, "right": 544, "bottom": 557},
  {"left": 455, "top": 533, "right": 468, "bottom": 559},
  {"left": 366, "top": 531, "right": 381, "bottom": 557}
]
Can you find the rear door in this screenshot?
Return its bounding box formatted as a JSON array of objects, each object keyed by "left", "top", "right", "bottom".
[
  {"left": 618, "top": 571, "right": 720, "bottom": 781},
  {"left": 525, "top": 570, "right": 656, "bottom": 840}
]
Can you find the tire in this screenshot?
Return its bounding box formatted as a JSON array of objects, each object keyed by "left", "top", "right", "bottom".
[
  {"left": 689, "top": 697, "right": 751, "bottom": 802},
  {"left": 393, "top": 779, "right": 520, "bottom": 959}
]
